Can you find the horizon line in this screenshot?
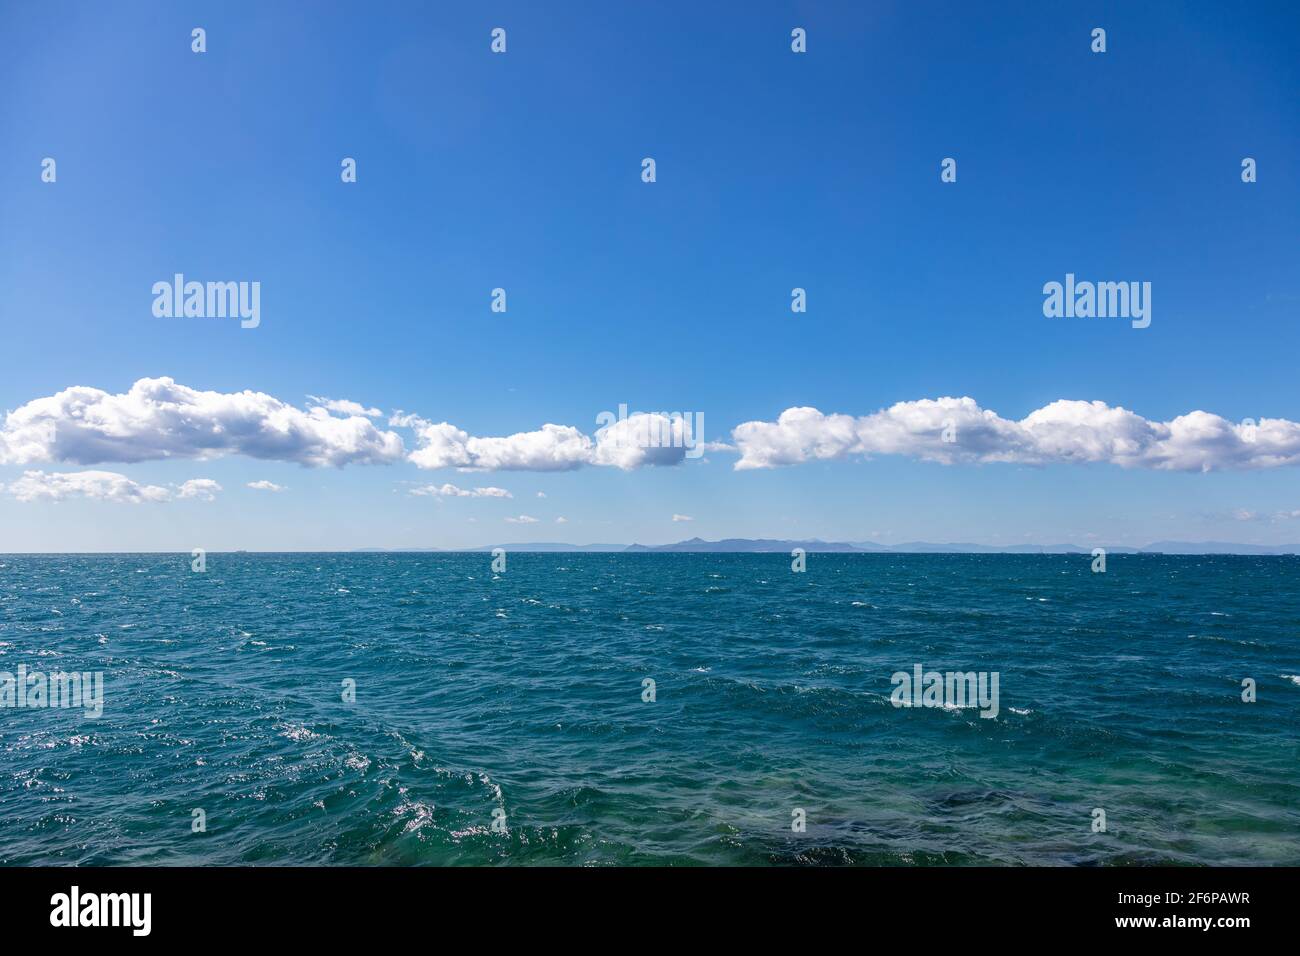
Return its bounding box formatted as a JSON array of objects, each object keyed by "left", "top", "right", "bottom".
[{"left": 3, "top": 538, "right": 1299, "bottom": 557}]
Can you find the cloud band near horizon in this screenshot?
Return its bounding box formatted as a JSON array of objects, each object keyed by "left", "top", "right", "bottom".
[
  {"left": 1, "top": 378, "right": 1296, "bottom": 478},
  {"left": 731, "top": 399, "right": 1299, "bottom": 472}
]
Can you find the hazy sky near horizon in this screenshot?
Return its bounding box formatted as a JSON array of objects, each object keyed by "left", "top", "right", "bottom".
[{"left": 1, "top": 1, "right": 1298, "bottom": 552}]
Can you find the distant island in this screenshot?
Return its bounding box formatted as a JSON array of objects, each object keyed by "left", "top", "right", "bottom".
[{"left": 356, "top": 538, "right": 1300, "bottom": 556}]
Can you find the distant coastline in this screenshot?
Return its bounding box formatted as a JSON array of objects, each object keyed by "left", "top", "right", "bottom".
[
  {"left": 7, "top": 539, "right": 1298, "bottom": 556},
  {"left": 353, "top": 538, "right": 1300, "bottom": 556}
]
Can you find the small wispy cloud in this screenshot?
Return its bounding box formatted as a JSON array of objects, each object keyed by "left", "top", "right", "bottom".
[
  {"left": 306, "top": 395, "right": 382, "bottom": 418},
  {"left": 409, "top": 483, "right": 512, "bottom": 499},
  {"left": 247, "top": 480, "right": 286, "bottom": 492},
  {"left": 176, "top": 478, "right": 222, "bottom": 501},
  {"left": 672, "top": 513, "right": 694, "bottom": 522},
  {"left": 505, "top": 514, "right": 539, "bottom": 523},
  {"left": 1229, "top": 507, "right": 1300, "bottom": 522}
]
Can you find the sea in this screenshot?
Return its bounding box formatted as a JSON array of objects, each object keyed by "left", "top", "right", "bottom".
[{"left": 1, "top": 552, "right": 1297, "bottom": 866}]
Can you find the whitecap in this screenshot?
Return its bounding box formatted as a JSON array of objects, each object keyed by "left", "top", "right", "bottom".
[{"left": 450, "top": 824, "right": 489, "bottom": 838}]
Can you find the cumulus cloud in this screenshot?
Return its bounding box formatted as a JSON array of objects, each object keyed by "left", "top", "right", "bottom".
[
  {"left": 408, "top": 483, "right": 512, "bottom": 498},
  {"left": 176, "top": 478, "right": 222, "bottom": 501},
  {"left": 672, "top": 513, "right": 694, "bottom": 522},
  {"left": 0, "top": 378, "right": 405, "bottom": 468},
  {"left": 505, "top": 514, "right": 539, "bottom": 523},
  {"left": 0, "top": 380, "right": 704, "bottom": 475},
  {"left": 399, "top": 417, "right": 594, "bottom": 472},
  {"left": 247, "top": 480, "right": 286, "bottom": 492},
  {"left": 591, "top": 413, "right": 694, "bottom": 469},
  {"left": 399, "top": 411, "right": 698, "bottom": 472},
  {"left": 1, "top": 470, "right": 211, "bottom": 504},
  {"left": 731, "top": 398, "right": 1300, "bottom": 473},
  {"left": 555, "top": 516, "right": 567, "bottom": 523},
  {"left": 9, "top": 380, "right": 1297, "bottom": 481}
]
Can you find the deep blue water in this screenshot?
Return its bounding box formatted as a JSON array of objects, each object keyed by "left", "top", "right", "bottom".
[{"left": 0, "top": 552, "right": 1297, "bottom": 866}]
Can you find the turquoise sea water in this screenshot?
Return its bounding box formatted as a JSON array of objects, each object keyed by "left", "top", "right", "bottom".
[{"left": 0, "top": 552, "right": 1297, "bottom": 866}]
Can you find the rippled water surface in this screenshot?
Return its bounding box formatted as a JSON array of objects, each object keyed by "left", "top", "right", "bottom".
[{"left": 1, "top": 552, "right": 1297, "bottom": 865}]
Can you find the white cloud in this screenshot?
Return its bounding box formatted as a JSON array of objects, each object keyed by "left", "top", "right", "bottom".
[
  {"left": 408, "top": 483, "right": 512, "bottom": 498},
  {"left": 732, "top": 398, "right": 1300, "bottom": 473},
  {"left": 401, "top": 417, "right": 594, "bottom": 472},
  {"left": 10, "top": 381, "right": 1298, "bottom": 482},
  {"left": 505, "top": 515, "right": 539, "bottom": 523},
  {"left": 247, "top": 480, "right": 286, "bottom": 492},
  {"left": 306, "top": 396, "right": 383, "bottom": 418},
  {"left": 176, "top": 478, "right": 222, "bottom": 501},
  {"left": 399, "top": 411, "right": 697, "bottom": 472},
  {"left": 536, "top": 491, "right": 547, "bottom": 498},
  {"left": 672, "top": 513, "right": 694, "bottom": 522},
  {"left": 1, "top": 383, "right": 702, "bottom": 476},
  {"left": 1233, "top": 508, "right": 1300, "bottom": 522},
  {"left": 3, "top": 470, "right": 185, "bottom": 504},
  {"left": 0, "top": 378, "right": 406, "bottom": 468},
  {"left": 591, "top": 413, "right": 691, "bottom": 469},
  {"left": 555, "top": 516, "right": 567, "bottom": 523}
]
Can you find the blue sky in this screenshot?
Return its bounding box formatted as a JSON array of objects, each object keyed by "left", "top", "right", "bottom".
[{"left": 0, "top": 0, "right": 1297, "bottom": 551}]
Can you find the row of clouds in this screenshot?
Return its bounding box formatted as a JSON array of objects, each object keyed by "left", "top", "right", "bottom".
[
  {"left": 731, "top": 399, "right": 1300, "bottom": 472},
  {"left": 0, "top": 473, "right": 288, "bottom": 504},
  {"left": 392, "top": 412, "right": 705, "bottom": 471},
  {"left": 1, "top": 471, "right": 222, "bottom": 504},
  {"left": 1, "top": 377, "right": 1297, "bottom": 478},
  {"left": 0, "top": 472, "right": 294, "bottom": 504},
  {"left": 0, "top": 378, "right": 701, "bottom": 473}
]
